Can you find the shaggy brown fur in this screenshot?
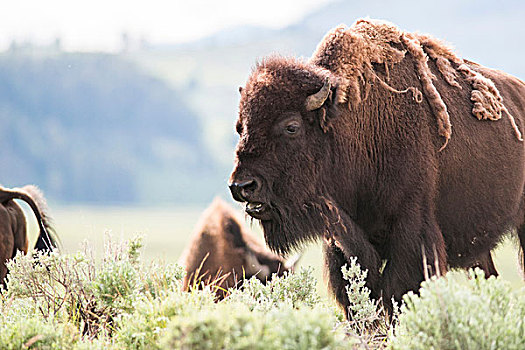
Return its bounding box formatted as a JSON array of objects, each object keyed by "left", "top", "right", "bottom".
[
  {"left": 311, "top": 19, "right": 522, "bottom": 149},
  {"left": 179, "top": 198, "right": 298, "bottom": 298},
  {"left": 229, "top": 18, "right": 525, "bottom": 317},
  {"left": 0, "top": 185, "right": 58, "bottom": 288}
]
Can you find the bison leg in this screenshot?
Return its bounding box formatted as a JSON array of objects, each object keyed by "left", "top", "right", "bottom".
[
  {"left": 0, "top": 235, "right": 13, "bottom": 289},
  {"left": 10, "top": 201, "right": 29, "bottom": 257},
  {"left": 513, "top": 196, "right": 525, "bottom": 280},
  {"left": 380, "top": 210, "right": 447, "bottom": 310},
  {"left": 0, "top": 204, "right": 17, "bottom": 288},
  {"left": 470, "top": 251, "right": 498, "bottom": 277},
  {"left": 323, "top": 212, "right": 382, "bottom": 319},
  {"left": 514, "top": 223, "right": 525, "bottom": 281},
  {"left": 323, "top": 240, "right": 351, "bottom": 316}
]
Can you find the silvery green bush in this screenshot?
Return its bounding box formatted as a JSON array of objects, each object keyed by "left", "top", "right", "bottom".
[
  {"left": 0, "top": 318, "right": 78, "bottom": 350},
  {"left": 342, "top": 257, "right": 383, "bottom": 324},
  {"left": 1, "top": 236, "right": 185, "bottom": 345},
  {"left": 3, "top": 235, "right": 524, "bottom": 350},
  {"left": 341, "top": 257, "right": 398, "bottom": 348},
  {"left": 152, "top": 267, "right": 348, "bottom": 350},
  {"left": 0, "top": 238, "right": 354, "bottom": 349},
  {"left": 160, "top": 302, "right": 349, "bottom": 350},
  {"left": 114, "top": 266, "right": 346, "bottom": 350},
  {"left": 0, "top": 298, "right": 79, "bottom": 350},
  {"left": 390, "top": 269, "right": 525, "bottom": 349},
  {"left": 114, "top": 285, "right": 217, "bottom": 349},
  {"left": 226, "top": 266, "right": 320, "bottom": 312}
]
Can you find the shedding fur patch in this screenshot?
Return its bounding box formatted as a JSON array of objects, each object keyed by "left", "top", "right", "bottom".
[
  {"left": 401, "top": 33, "right": 452, "bottom": 150},
  {"left": 420, "top": 34, "right": 523, "bottom": 141},
  {"left": 310, "top": 18, "right": 522, "bottom": 148}
]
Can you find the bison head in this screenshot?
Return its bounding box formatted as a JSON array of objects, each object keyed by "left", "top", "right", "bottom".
[
  {"left": 229, "top": 57, "right": 345, "bottom": 255},
  {"left": 180, "top": 198, "right": 301, "bottom": 297}
]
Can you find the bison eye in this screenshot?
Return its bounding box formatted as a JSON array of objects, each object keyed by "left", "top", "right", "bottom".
[{"left": 285, "top": 122, "right": 300, "bottom": 135}]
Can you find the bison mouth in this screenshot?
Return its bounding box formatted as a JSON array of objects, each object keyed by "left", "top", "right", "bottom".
[{"left": 245, "top": 202, "right": 271, "bottom": 220}]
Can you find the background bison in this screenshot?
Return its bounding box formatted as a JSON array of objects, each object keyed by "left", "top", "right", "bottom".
[
  {"left": 179, "top": 198, "right": 299, "bottom": 297},
  {"left": 0, "top": 185, "right": 58, "bottom": 288},
  {"left": 229, "top": 18, "right": 525, "bottom": 316}
]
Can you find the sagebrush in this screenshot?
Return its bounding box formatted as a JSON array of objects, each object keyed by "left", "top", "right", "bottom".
[{"left": 1, "top": 237, "right": 523, "bottom": 349}]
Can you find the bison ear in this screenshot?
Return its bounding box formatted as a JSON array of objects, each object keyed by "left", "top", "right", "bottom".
[
  {"left": 224, "top": 217, "right": 246, "bottom": 248},
  {"left": 319, "top": 88, "right": 340, "bottom": 132}
]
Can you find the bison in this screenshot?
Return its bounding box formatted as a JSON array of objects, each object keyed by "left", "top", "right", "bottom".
[
  {"left": 229, "top": 18, "right": 525, "bottom": 316},
  {"left": 179, "top": 198, "right": 300, "bottom": 298},
  {"left": 1, "top": 185, "right": 58, "bottom": 288}
]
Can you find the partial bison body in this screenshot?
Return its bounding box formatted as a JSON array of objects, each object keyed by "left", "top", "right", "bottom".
[
  {"left": 0, "top": 185, "right": 58, "bottom": 287},
  {"left": 180, "top": 198, "right": 299, "bottom": 297},
  {"left": 229, "top": 18, "right": 525, "bottom": 316}
]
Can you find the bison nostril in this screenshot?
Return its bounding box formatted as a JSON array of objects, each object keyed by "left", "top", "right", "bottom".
[
  {"left": 229, "top": 179, "right": 259, "bottom": 202},
  {"left": 239, "top": 179, "right": 257, "bottom": 193}
]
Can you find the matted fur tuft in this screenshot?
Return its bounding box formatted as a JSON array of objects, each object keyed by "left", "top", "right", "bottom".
[
  {"left": 400, "top": 33, "right": 452, "bottom": 150},
  {"left": 310, "top": 18, "right": 522, "bottom": 148},
  {"left": 419, "top": 34, "right": 523, "bottom": 140}
]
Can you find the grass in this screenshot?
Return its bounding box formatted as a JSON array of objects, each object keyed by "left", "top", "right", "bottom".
[
  {"left": 48, "top": 205, "right": 201, "bottom": 263},
  {"left": 21, "top": 202, "right": 524, "bottom": 295},
  {"left": 7, "top": 202, "right": 525, "bottom": 349},
  {"left": 20, "top": 202, "right": 326, "bottom": 296}
]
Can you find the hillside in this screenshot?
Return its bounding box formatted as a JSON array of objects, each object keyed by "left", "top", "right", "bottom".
[
  {"left": 1, "top": 0, "right": 523, "bottom": 204},
  {"left": 0, "top": 51, "right": 219, "bottom": 204}
]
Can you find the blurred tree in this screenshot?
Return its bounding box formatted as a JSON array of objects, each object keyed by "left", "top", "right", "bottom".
[{"left": 0, "top": 52, "right": 220, "bottom": 204}]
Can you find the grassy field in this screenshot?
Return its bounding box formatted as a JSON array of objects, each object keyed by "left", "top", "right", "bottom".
[{"left": 23, "top": 203, "right": 525, "bottom": 294}]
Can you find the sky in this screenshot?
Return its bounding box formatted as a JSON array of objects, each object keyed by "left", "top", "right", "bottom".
[{"left": 0, "top": 0, "right": 333, "bottom": 52}]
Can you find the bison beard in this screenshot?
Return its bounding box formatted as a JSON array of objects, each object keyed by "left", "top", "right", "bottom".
[
  {"left": 262, "top": 195, "right": 344, "bottom": 256},
  {"left": 230, "top": 18, "right": 525, "bottom": 318}
]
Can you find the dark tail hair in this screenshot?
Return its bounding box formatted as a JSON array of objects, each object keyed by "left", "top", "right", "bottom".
[{"left": 0, "top": 185, "right": 59, "bottom": 252}]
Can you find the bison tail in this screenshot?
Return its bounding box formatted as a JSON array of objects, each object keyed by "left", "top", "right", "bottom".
[{"left": 20, "top": 185, "right": 60, "bottom": 253}]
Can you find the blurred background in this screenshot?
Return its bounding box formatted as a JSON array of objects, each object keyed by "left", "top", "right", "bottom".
[{"left": 1, "top": 0, "right": 524, "bottom": 288}]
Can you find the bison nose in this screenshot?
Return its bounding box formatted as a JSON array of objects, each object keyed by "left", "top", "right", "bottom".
[{"left": 229, "top": 179, "right": 259, "bottom": 202}]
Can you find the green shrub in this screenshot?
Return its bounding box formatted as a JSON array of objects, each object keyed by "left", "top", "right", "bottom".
[
  {"left": 0, "top": 314, "right": 79, "bottom": 349},
  {"left": 390, "top": 269, "right": 525, "bottom": 350},
  {"left": 340, "top": 257, "right": 397, "bottom": 349},
  {"left": 141, "top": 261, "right": 185, "bottom": 298},
  {"left": 226, "top": 266, "right": 320, "bottom": 311},
  {"left": 2, "top": 236, "right": 185, "bottom": 339},
  {"left": 114, "top": 267, "right": 348, "bottom": 349},
  {"left": 160, "top": 303, "right": 349, "bottom": 350},
  {"left": 342, "top": 257, "right": 381, "bottom": 324},
  {"left": 12, "top": 235, "right": 524, "bottom": 349},
  {"left": 71, "top": 339, "right": 118, "bottom": 350},
  {"left": 114, "top": 287, "right": 216, "bottom": 349}
]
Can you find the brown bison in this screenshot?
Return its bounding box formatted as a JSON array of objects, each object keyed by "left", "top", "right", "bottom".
[
  {"left": 179, "top": 198, "right": 300, "bottom": 297},
  {"left": 1, "top": 185, "right": 58, "bottom": 288},
  {"left": 229, "top": 18, "right": 525, "bottom": 316}
]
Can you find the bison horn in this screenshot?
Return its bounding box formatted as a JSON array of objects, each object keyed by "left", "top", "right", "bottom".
[
  {"left": 305, "top": 78, "right": 331, "bottom": 111},
  {"left": 284, "top": 252, "right": 303, "bottom": 271}
]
